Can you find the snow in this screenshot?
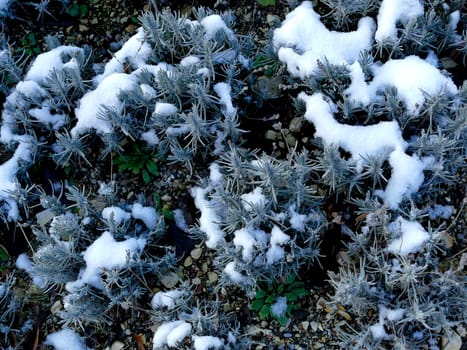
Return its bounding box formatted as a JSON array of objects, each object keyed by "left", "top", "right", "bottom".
[
  {"left": 154, "top": 102, "right": 178, "bottom": 117},
  {"left": 224, "top": 261, "right": 246, "bottom": 283},
  {"left": 266, "top": 226, "right": 290, "bottom": 265},
  {"left": 151, "top": 290, "right": 184, "bottom": 310},
  {"left": 25, "top": 46, "right": 84, "bottom": 83},
  {"left": 45, "top": 328, "right": 90, "bottom": 350},
  {"left": 347, "top": 56, "right": 458, "bottom": 115},
  {"left": 214, "top": 82, "right": 237, "bottom": 118},
  {"left": 209, "top": 163, "right": 222, "bottom": 184},
  {"left": 240, "top": 187, "right": 267, "bottom": 211},
  {"left": 375, "top": 0, "right": 424, "bottom": 42},
  {"left": 288, "top": 204, "right": 307, "bottom": 232},
  {"left": 0, "top": 142, "right": 32, "bottom": 220},
  {"left": 29, "top": 107, "right": 66, "bottom": 130},
  {"left": 152, "top": 321, "right": 192, "bottom": 349},
  {"left": 428, "top": 204, "right": 452, "bottom": 220},
  {"left": 141, "top": 129, "right": 160, "bottom": 146},
  {"left": 190, "top": 185, "right": 224, "bottom": 248},
  {"left": 387, "top": 217, "right": 430, "bottom": 255},
  {"left": 369, "top": 305, "right": 404, "bottom": 340},
  {"left": 273, "top": 1, "right": 375, "bottom": 78},
  {"left": 299, "top": 92, "right": 427, "bottom": 208},
  {"left": 192, "top": 336, "right": 224, "bottom": 350},
  {"left": 201, "top": 14, "right": 234, "bottom": 41},
  {"left": 71, "top": 73, "right": 138, "bottom": 137},
  {"left": 66, "top": 231, "right": 146, "bottom": 291},
  {"left": 233, "top": 227, "right": 257, "bottom": 262},
  {"left": 102, "top": 206, "right": 131, "bottom": 225},
  {"left": 94, "top": 27, "right": 152, "bottom": 85},
  {"left": 271, "top": 296, "right": 288, "bottom": 317},
  {"left": 180, "top": 56, "right": 201, "bottom": 66},
  {"left": 131, "top": 203, "right": 159, "bottom": 230},
  {"left": 16, "top": 253, "right": 46, "bottom": 288},
  {"left": 0, "top": 0, "right": 11, "bottom": 14}
]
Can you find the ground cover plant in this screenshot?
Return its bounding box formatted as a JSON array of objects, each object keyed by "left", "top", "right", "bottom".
[{"left": 0, "top": 0, "right": 466, "bottom": 349}]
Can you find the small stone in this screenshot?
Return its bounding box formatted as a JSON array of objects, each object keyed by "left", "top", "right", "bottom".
[
  {"left": 50, "top": 300, "right": 62, "bottom": 314},
  {"left": 441, "top": 330, "right": 462, "bottom": 350},
  {"left": 202, "top": 262, "right": 208, "bottom": 273},
  {"left": 109, "top": 42, "right": 122, "bottom": 52},
  {"left": 289, "top": 117, "right": 303, "bottom": 133},
  {"left": 192, "top": 277, "right": 201, "bottom": 285},
  {"left": 286, "top": 134, "right": 297, "bottom": 147},
  {"left": 265, "top": 130, "right": 279, "bottom": 140},
  {"left": 90, "top": 18, "right": 99, "bottom": 25},
  {"left": 207, "top": 272, "right": 218, "bottom": 283},
  {"left": 184, "top": 256, "right": 192, "bottom": 267},
  {"left": 260, "top": 321, "right": 269, "bottom": 328},
  {"left": 301, "top": 321, "right": 309, "bottom": 331},
  {"left": 266, "top": 14, "right": 279, "bottom": 26},
  {"left": 160, "top": 272, "right": 179, "bottom": 289},
  {"left": 337, "top": 309, "right": 352, "bottom": 321},
  {"left": 310, "top": 321, "right": 318, "bottom": 332},
  {"left": 125, "top": 24, "right": 136, "bottom": 33},
  {"left": 111, "top": 341, "right": 125, "bottom": 350},
  {"left": 78, "top": 24, "right": 89, "bottom": 32},
  {"left": 190, "top": 248, "right": 202, "bottom": 260}
]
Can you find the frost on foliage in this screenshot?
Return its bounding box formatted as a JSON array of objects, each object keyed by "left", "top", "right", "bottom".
[
  {"left": 271, "top": 296, "right": 288, "bottom": 318},
  {"left": 375, "top": 0, "right": 423, "bottom": 42},
  {"left": 273, "top": 1, "right": 375, "bottom": 78},
  {"left": 299, "top": 92, "right": 426, "bottom": 208},
  {"left": 45, "top": 328, "right": 90, "bottom": 350},
  {"left": 386, "top": 217, "right": 430, "bottom": 256},
  {"left": 66, "top": 231, "right": 146, "bottom": 291},
  {"left": 152, "top": 320, "right": 192, "bottom": 349}
]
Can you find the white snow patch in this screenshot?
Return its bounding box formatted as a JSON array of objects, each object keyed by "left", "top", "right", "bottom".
[
  {"left": 141, "top": 129, "right": 160, "bottom": 146},
  {"left": 224, "top": 261, "right": 247, "bottom": 284},
  {"left": 266, "top": 226, "right": 290, "bottom": 265},
  {"left": 214, "top": 82, "right": 237, "bottom": 118},
  {"left": 71, "top": 73, "right": 137, "bottom": 137},
  {"left": 152, "top": 321, "right": 192, "bottom": 349},
  {"left": 131, "top": 203, "right": 159, "bottom": 230},
  {"left": 66, "top": 231, "right": 146, "bottom": 291},
  {"left": 369, "top": 305, "right": 404, "bottom": 340},
  {"left": 375, "top": 0, "right": 424, "bottom": 42},
  {"left": 94, "top": 27, "right": 152, "bottom": 84},
  {"left": 154, "top": 102, "right": 178, "bottom": 117},
  {"left": 347, "top": 56, "right": 458, "bottom": 115},
  {"left": 240, "top": 187, "right": 267, "bottom": 211},
  {"left": 190, "top": 185, "right": 224, "bottom": 249},
  {"left": 387, "top": 217, "right": 430, "bottom": 255},
  {"left": 25, "top": 46, "right": 83, "bottom": 83},
  {"left": 29, "top": 107, "right": 66, "bottom": 130},
  {"left": 271, "top": 296, "right": 288, "bottom": 317},
  {"left": 151, "top": 290, "right": 185, "bottom": 310},
  {"left": 45, "top": 328, "right": 90, "bottom": 350},
  {"left": 201, "top": 14, "right": 234, "bottom": 41},
  {"left": 273, "top": 1, "right": 375, "bottom": 78},
  {"left": 102, "top": 206, "right": 131, "bottom": 225},
  {"left": 192, "top": 336, "right": 224, "bottom": 350},
  {"left": 233, "top": 227, "right": 257, "bottom": 262}
]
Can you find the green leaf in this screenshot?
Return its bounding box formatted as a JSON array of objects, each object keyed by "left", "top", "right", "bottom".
[
  {"left": 142, "top": 169, "right": 151, "bottom": 184},
  {"left": 277, "top": 315, "right": 288, "bottom": 326},
  {"left": 146, "top": 161, "right": 159, "bottom": 176},
  {"left": 251, "top": 299, "right": 265, "bottom": 312},
  {"left": 162, "top": 208, "right": 174, "bottom": 220},
  {"left": 67, "top": 4, "right": 80, "bottom": 17},
  {"left": 79, "top": 4, "right": 88, "bottom": 17},
  {"left": 0, "top": 244, "right": 9, "bottom": 262},
  {"left": 255, "top": 289, "right": 267, "bottom": 299},
  {"left": 259, "top": 304, "right": 271, "bottom": 320},
  {"left": 278, "top": 284, "right": 284, "bottom": 294},
  {"left": 285, "top": 273, "right": 297, "bottom": 285},
  {"left": 265, "top": 295, "right": 275, "bottom": 304},
  {"left": 257, "top": 0, "right": 275, "bottom": 6}
]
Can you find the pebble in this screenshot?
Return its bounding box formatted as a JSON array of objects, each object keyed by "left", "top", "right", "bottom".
[
  {"left": 160, "top": 272, "right": 179, "bottom": 289},
  {"left": 110, "top": 341, "right": 125, "bottom": 350},
  {"left": 301, "top": 321, "right": 309, "bottom": 331},
  {"left": 265, "top": 130, "right": 279, "bottom": 140},
  {"left": 190, "top": 248, "right": 202, "bottom": 260},
  {"left": 50, "top": 300, "right": 62, "bottom": 314},
  {"left": 207, "top": 271, "right": 218, "bottom": 283},
  {"left": 79, "top": 24, "right": 89, "bottom": 32},
  {"left": 289, "top": 117, "right": 303, "bottom": 133},
  {"left": 441, "top": 331, "right": 462, "bottom": 350},
  {"left": 192, "top": 277, "right": 201, "bottom": 285},
  {"left": 184, "top": 256, "right": 193, "bottom": 267}
]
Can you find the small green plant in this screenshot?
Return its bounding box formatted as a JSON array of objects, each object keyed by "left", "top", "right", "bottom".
[
  {"left": 250, "top": 273, "right": 309, "bottom": 326},
  {"left": 114, "top": 143, "right": 159, "bottom": 185},
  {"left": 19, "top": 33, "right": 41, "bottom": 56},
  {"left": 257, "top": 0, "right": 276, "bottom": 6},
  {"left": 66, "top": 1, "right": 89, "bottom": 18}
]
